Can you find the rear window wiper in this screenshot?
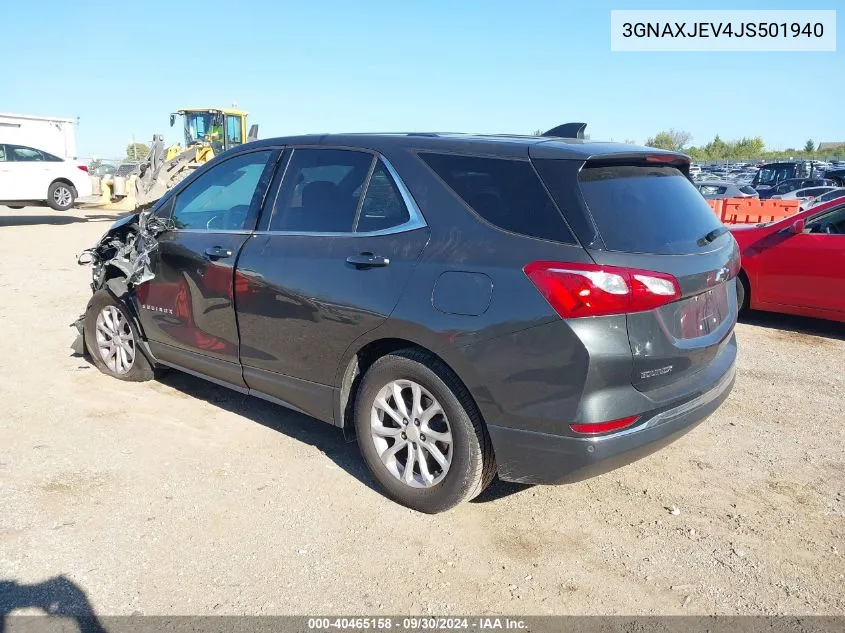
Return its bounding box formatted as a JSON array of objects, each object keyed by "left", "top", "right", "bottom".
[{"left": 697, "top": 226, "right": 729, "bottom": 246}]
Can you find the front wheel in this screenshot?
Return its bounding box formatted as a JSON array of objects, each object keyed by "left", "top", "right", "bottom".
[
  {"left": 83, "top": 289, "right": 154, "bottom": 382},
  {"left": 354, "top": 349, "right": 496, "bottom": 513},
  {"left": 47, "top": 181, "right": 75, "bottom": 211}
]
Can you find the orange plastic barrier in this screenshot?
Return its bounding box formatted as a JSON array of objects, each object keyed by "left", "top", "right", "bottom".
[{"left": 706, "top": 198, "right": 800, "bottom": 224}]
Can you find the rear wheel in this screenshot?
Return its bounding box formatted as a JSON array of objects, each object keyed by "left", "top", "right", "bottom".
[
  {"left": 354, "top": 349, "right": 495, "bottom": 513},
  {"left": 83, "top": 289, "right": 154, "bottom": 382},
  {"left": 47, "top": 181, "right": 75, "bottom": 211}
]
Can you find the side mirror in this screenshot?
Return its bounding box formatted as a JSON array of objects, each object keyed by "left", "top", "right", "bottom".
[
  {"left": 169, "top": 114, "right": 175, "bottom": 127},
  {"left": 788, "top": 218, "right": 806, "bottom": 234}
]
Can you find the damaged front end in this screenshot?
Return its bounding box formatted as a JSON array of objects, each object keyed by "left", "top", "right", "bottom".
[
  {"left": 77, "top": 211, "right": 174, "bottom": 292},
  {"left": 71, "top": 210, "right": 174, "bottom": 355}
]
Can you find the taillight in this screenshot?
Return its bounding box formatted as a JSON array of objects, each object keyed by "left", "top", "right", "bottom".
[
  {"left": 645, "top": 154, "right": 680, "bottom": 164},
  {"left": 77, "top": 165, "right": 89, "bottom": 172},
  {"left": 726, "top": 254, "right": 741, "bottom": 279},
  {"left": 570, "top": 415, "right": 640, "bottom": 435},
  {"left": 524, "top": 261, "right": 681, "bottom": 318}
]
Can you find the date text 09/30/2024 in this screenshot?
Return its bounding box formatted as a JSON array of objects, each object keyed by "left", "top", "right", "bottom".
[{"left": 307, "top": 618, "right": 527, "bottom": 630}]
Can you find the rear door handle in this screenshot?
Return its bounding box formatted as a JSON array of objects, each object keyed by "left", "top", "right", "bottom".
[
  {"left": 204, "top": 246, "right": 233, "bottom": 260},
  {"left": 346, "top": 252, "right": 390, "bottom": 268}
]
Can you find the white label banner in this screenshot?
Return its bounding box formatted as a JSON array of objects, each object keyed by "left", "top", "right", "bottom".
[{"left": 611, "top": 10, "right": 836, "bottom": 51}]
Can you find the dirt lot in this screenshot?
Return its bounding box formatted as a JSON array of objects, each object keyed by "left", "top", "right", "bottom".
[{"left": 0, "top": 205, "right": 843, "bottom": 617}]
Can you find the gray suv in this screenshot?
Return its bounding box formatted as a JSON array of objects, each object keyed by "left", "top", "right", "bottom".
[{"left": 78, "top": 127, "right": 739, "bottom": 513}]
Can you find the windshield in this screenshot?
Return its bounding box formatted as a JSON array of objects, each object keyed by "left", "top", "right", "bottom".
[
  {"left": 756, "top": 167, "right": 779, "bottom": 185},
  {"left": 183, "top": 112, "right": 222, "bottom": 146}
]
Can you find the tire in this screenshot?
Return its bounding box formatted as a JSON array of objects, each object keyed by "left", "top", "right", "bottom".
[
  {"left": 47, "top": 181, "right": 76, "bottom": 211},
  {"left": 83, "top": 289, "right": 154, "bottom": 382},
  {"left": 354, "top": 348, "right": 496, "bottom": 513},
  {"left": 736, "top": 275, "right": 749, "bottom": 313}
]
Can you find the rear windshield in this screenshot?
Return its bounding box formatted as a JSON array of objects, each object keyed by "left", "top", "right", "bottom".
[{"left": 576, "top": 164, "right": 724, "bottom": 255}]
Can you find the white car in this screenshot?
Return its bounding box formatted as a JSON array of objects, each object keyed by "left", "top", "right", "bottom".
[
  {"left": 803, "top": 187, "right": 845, "bottom": 209},
  {"left": 773, "top": 185, "right": 840, "bottom": 208},
  {"left": 0, "top": 144, "right": 92, "bottom": 210}
]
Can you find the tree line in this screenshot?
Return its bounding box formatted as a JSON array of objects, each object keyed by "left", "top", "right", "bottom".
[{"left": 643, "top": 129, "right": 840, "bottom": 162}]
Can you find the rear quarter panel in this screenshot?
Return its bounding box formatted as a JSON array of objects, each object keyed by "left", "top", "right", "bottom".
[{"left": 334, "top": 146, "right": 594, "bottom": 431}]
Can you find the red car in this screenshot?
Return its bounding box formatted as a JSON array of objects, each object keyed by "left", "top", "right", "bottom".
[{"left": 730, "top": 198, "right": 845, "bottom": 323}]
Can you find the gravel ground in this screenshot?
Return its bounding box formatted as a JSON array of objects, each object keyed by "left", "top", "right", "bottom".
[{"left": 0, "top": 205, "right": 843, "bottom": 616}]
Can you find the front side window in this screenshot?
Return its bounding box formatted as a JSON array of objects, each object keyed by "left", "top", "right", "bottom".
[
  {"left": 807, "top": 206, "right": 845, "bottom": 234},
  {"left": 171, "top": 150, "right": 273, "bottom": 231},
  {"left": 801, "top": 188, "right": 827, "bottom": 197},
  {"left": 0, "top": 145, "right": 6, "bottom": 162},
  {"left": 226, "top": 116, "right": 243, "bottom": 147},
  {"left": 269, "top": 148, "right": 374, "bottom": 232},
  {"left": 8, "top": 145, "right": 44, "bottom": 161}
]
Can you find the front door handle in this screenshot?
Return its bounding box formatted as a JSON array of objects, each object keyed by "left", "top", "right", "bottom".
[
  {"left": 204, "top": 246, "right": 233, "bottom": 260},
  {"left": 346, "top": 252, "right": 390, "bottom": 269}
]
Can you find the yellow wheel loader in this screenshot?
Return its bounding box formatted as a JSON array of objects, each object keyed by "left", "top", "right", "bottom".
[{"left": 98, "top": 108, "right": 258, "bottom": 210}]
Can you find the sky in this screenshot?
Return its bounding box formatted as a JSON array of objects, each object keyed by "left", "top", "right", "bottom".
[{"left": 1, "top": 0, "right": 840, "bottom": 159}]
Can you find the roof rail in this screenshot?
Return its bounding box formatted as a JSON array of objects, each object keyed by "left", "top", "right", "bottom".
[{"left": 542, "top": 122, "right": 587, "bottom": 139}]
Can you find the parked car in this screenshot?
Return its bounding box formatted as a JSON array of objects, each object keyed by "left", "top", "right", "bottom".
[
  {"left": 696, "top": 180, "right": 759, "bottom": 199},
  {"left": 751, "top": 161, "right": 815, "bottom": 191},
  {"left": 731, "top": 198, "right": 845, "bottom": 322},
  {"left": 773, "top": 186, "right": 839, "bottom": 208},
  {"left": 76, "top": 132, "right": 739, "bottom": 512},
  {"left": 823, "top": 168, "right": 845, "bottom": 187},
  {"left": 757, "top": 178, "right": 835, "bottom": 199},
  {"left": 0, "top": 144, "right": 92, "bottom": 210},
  {"left": 804, "top": 187, "right": 845, "bottom": 209}
]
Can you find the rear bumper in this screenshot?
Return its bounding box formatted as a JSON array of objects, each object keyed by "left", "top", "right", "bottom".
[
  {"left": 74, "top": 176, "right": 93, "bottom": 198},
  {"left": 489, "top": 360, "right": 735, "bottom": 485}
]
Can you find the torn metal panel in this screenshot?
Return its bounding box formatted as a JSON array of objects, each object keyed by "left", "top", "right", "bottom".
[
  {"left": 70, "top": 315, "right": 86, "bottom": 357},
  {"left": 77, "top": 211, "right": 174, "bottom": 292}
]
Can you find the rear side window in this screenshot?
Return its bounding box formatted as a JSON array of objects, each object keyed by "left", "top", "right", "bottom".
[
  {"left": 739, "top": 185, "right": 757, "bottom": 195},
  {"left": 356, "top": 161, "right": 410, "bottom": 232},
  {"left": 270, "top": 148, "right": 374, "bottom": 232},
  {"left": 576, "top": 164, "right": 723, "bottom": 255},
  {"left": 419, "top": 153, "right": 576, "bottom": 244}
]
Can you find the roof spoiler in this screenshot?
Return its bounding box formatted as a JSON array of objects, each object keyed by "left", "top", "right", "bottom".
[{"left": 542, "top": 122, "right": 587, "bottom": 139}]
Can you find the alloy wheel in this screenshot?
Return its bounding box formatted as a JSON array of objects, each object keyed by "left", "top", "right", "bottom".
[
  {"left": 370, "top": 379, "right": 453, "bottom": 488},
  {"left": 95, "top": 305, "right": 135, "bottom": 375},
  {"left": 53, "top": 186, "right": 72, "bottom": 207}
]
